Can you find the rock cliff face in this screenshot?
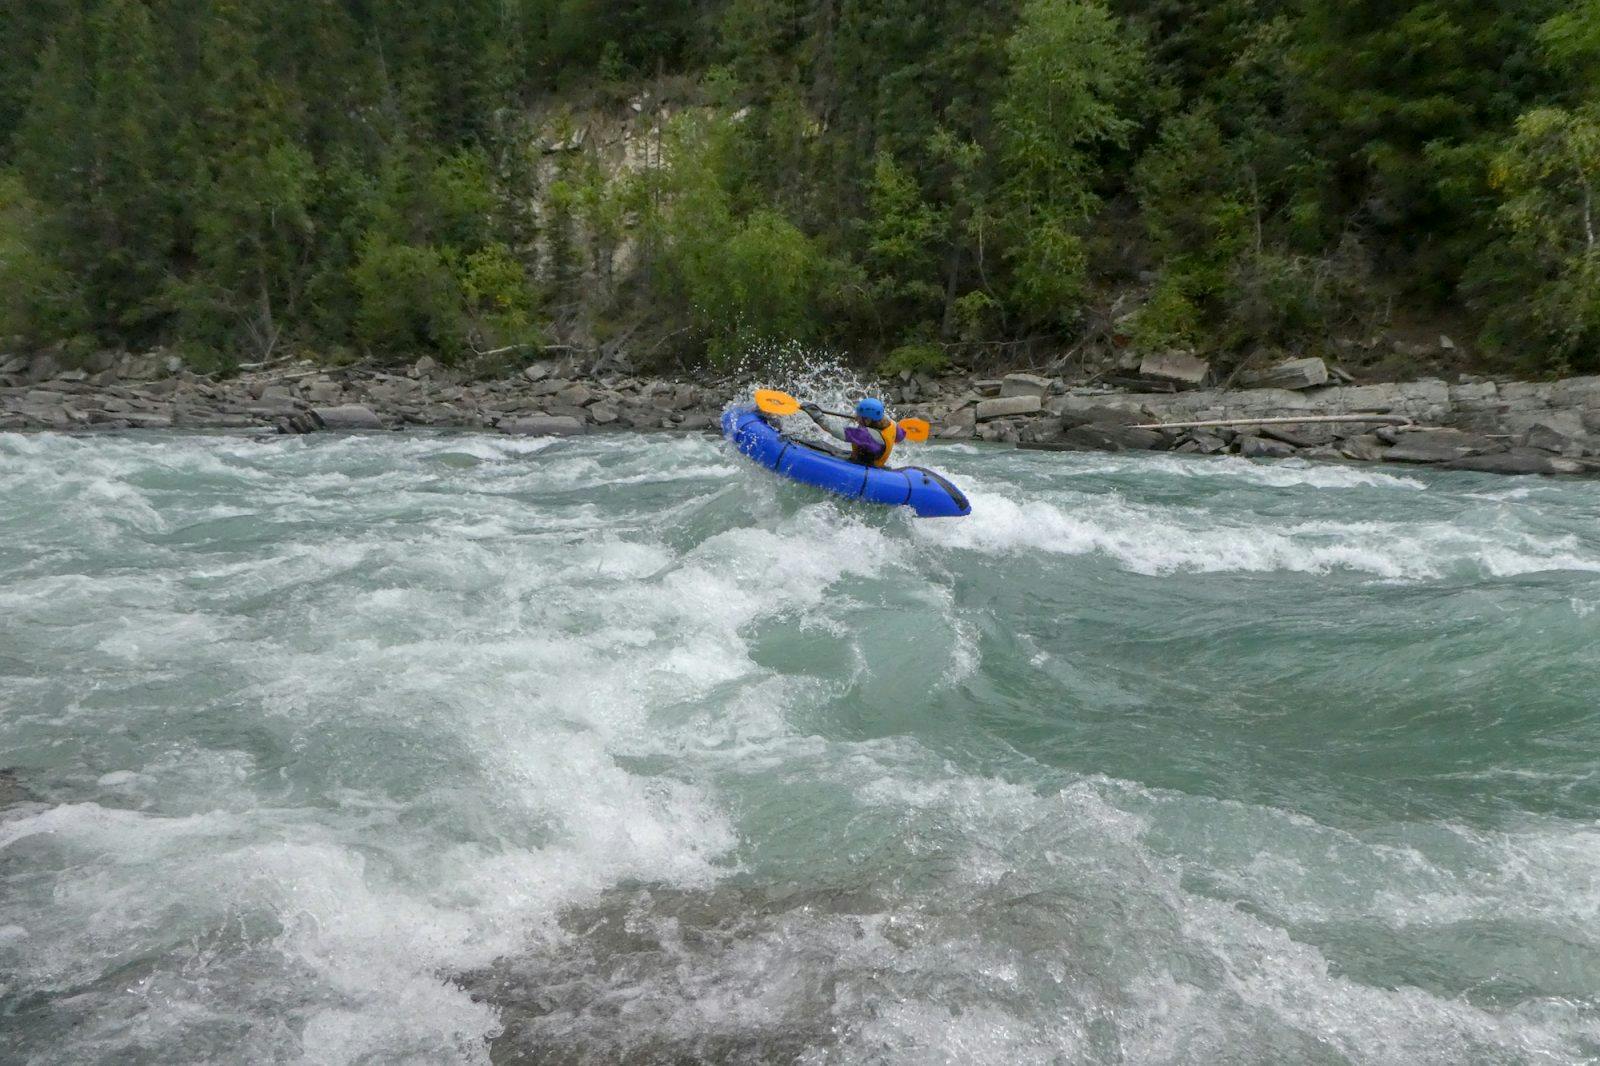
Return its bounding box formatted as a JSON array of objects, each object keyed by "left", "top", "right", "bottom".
[{"left": 4, "top": 349, "right": 1600, "bottom": 476}]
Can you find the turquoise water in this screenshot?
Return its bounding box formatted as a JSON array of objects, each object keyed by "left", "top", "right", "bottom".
[{"left": 2, "top": 429, "right": 1599, "bottom": 1064}]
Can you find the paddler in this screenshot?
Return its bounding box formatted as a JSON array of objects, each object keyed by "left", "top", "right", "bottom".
[{"left": 802, "top": 397, "right": 906, "bottom": 467}]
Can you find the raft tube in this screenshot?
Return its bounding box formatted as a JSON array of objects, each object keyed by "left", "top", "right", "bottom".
[{"left": 721, "top": 405, "right": 971, "bottom": 518}]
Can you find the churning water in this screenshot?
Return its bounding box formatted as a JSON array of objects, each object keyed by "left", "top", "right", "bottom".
[{"left": 3, "top": 429, "right": 1600, "bottom": 1064}]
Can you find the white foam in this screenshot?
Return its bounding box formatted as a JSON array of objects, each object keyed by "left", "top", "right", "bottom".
[{"left": 913, "top": 490, "right": 1600, "bottom": 579}]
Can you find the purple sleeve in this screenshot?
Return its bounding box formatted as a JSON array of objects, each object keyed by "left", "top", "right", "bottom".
[{"left": 844, "top": 426, "right": 884, "bottom": 454}]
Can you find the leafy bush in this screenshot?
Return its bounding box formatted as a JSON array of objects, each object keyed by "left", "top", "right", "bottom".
[
  {"left": 0, "top": 171, "right": 87, "bottom": 344},
  {"left": 351, "top": 239, "right": 465, "bottom": 358},
  {"left": 878, "top": 343, "right": 950, "bottom": 377}
]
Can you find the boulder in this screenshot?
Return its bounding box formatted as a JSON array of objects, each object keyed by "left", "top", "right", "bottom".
[
  {"left": 588, "top": 403, "right": 619, "bottom": 425},
  {"left": 1056, "top": 404, "right": 1147, "bottom": 429},
  {"left": 1057, "top": 422, "right": 1167, "bottom": 452},
  {"left": 1338, "top": 435, "right": 1387, "bottom": 463},
  {"left": 1019, "top": 418, "right": 1066, "bottom": 443},
  {"left": 1139, "top": 350, "right": 1210, "bottom": 388},
  {"left": 943, "top": 404, "right": 976, "bottom": 428},
  {"left": 1523, "top": 421, "right": 1586, "bottom": 456},
  {"left": 1238, "top": 435, "right": 1297, "bottom": 459},
  {"left": 999, "top": 372, "right": 1054, "bottom": 399},
  {"left": 522, "top": 362, "right": 555, "bottom": 383},
  {"left": 1381, "top": 429, "right": 1499, "bottom": 464},
  {"left": 554, "top": 383, "right": 594, "bottom": 407},
  {"left": 975, "top": 394, "right": 1043, "bottom": 421},
  {"left": 311, "top": 404, "right": 384, "bottom": 430},
  {"left": 304, "top": 380, "right": 343, "bottom": 405},
  {"left": 676, "top": 413, "right": 714, "bottom": 432},
  {"left": 1441, "top": 449, "right": 1586, "bottom": 476},
  {"left": 122, "top": 412, "right": 175, "bottom": 429},
  {"left": 409, "top": 356, "right": 440, "bottom": 379},
  {"left": 1239, "top": 357, "right": 1329, "bottom": 391},
  {"left": 501, "top": 415, "right": 586, "bottom": 437}
]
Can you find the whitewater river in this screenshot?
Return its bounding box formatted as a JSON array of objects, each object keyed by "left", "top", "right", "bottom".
[{"left": 3, "top": 428, "right": 1600, "bottom": 1065}]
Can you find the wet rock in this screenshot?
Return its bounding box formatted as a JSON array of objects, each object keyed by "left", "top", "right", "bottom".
[
  {"left": 1238, "top": 435, "right": 1297, "bottom": 459},
  {"left": 1239, "top": 357, "right": 1329, "bottom": 391},
  {"left": 976, "top": 395, "right": 1043, "bottom": 421},
  {"left": 998, "top": 372, "right": 1054, "bottom": 399},
  {"left": 501, "top": 415, "right": 586, "bottom": 437},
  {"left": 1139, "top": 350, "right": 1210, "bottom": 387},
  {"left": 1338, "top": 435, "right": 1387, "bottom": 463},
  {"left": 588, "top": 403, "right": 619, "bottom": 425},
  {"left": 311, "top": 404, "right": 384, "bottom": 430},
  {"left": 1441, "top": 449, "right": 1587, "bottom": 476},
  {"left": 1058, "top": 422, "right": 1166, "bottom": 451},
  {"left": 1018, "top": 417, "right": 1066, "bottom": 443},
  {"left": 275, "top": 411, "right": 321, "bottom": 435}
]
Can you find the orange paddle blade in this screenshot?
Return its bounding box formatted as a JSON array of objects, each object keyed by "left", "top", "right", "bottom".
[
  {"left": 753, "top": 388, "right": 802, "bottom": 416},
  {"left": 899, "top": 418, "right": 930, "bottom": 442}
]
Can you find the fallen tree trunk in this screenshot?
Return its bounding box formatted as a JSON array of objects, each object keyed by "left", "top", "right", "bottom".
[{"left": 1130, "top": 413, "right": 1413, "bottom": 431}]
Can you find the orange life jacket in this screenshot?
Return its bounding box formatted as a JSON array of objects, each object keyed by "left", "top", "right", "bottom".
[{"left": 862, "top": 419, "right": 899, "bottom": 468}]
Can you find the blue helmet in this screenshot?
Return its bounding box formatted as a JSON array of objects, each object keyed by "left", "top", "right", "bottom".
[{"left": 856, "top": 397, "right": 886, "bottom": 422}]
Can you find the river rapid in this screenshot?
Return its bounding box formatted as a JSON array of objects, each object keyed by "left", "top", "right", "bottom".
[{"left": 2, "top": 428, "right": 1599, "bottom": 1064}]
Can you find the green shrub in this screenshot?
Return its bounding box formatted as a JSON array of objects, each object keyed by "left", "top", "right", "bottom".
[
  {"left": 878, "top": 343, "right": 950, "bottom": 377},
  {"left": 351, "top": 238, "right": 465, "bottom": 358}
]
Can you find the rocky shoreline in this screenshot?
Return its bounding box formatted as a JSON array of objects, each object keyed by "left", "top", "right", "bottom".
[{"left": 3, "top": 349, "right": 1600, "bottom": 476}]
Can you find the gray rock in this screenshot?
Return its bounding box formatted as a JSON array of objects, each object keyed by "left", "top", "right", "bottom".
[
  {"left": 1057, "top": 404, "right": 1147, "bottom": 428},
  {"left": 409, "top": 356, "right": 440, "bottom": 379},
  {"left": 1338, "top": 435, "right": 1387, "bottom": 463},
  {"left": 501, "top": 415, "right": 586, "bottom": 437},
  {"left": 555, "top": 383, "right": 594, "bottom": 407},
  {"left": 312, "top": 404, "right": 384, "bottom": 430},
  {"left": 24, "top": 352, "right": 62, "bottom": 384},
  {"left": 1238, "top": 435, "right": 1297, "bottom": 459},
  {"left": 975, "top": 395, "right": 1043, "bottom": 421},
  {"left": 122, "top": 412, "right": 175, "bottom": 429},
  {"left": 1382, "top": 429, "right": 1499, "bottom": 464},
  {"left": 998, "top": 372, "right": 1055, "bottom": 399},
  {"left": 1523, "top": 422, "right": 1586, "bottom": 456},
  {"left": 1018, "top": 418, "right": 1066, "bottom": 443},
  {"left": 942, "top": 404, "right": 976, "bottom": 428},
  {"left": 588, "top": 403, "right": 619, "bottom": 425},
  {"left": 1239, "top": 357, "right": 1329, "bottom": 391},
  {"left": 1441, "top": 449, "right": 1586, "bottom": 476},
  {"left": 1058, "top": 423, "right": 1167, "bottom": 451},
  {"left": 305, "top": 380, "right": 343, "bottom": 405},
  {"left": 1139, "top": 350, "right": 1210, "bottom": 387}
]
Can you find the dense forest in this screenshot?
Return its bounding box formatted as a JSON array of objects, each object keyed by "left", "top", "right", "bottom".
[{"left": 2, "top": 0, "right": 1598, "bottom": 376}]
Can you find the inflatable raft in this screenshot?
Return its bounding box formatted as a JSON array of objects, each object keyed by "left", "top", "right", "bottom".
[{"left": 721, "top": 405, "right": 971, "bottom": 518}]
